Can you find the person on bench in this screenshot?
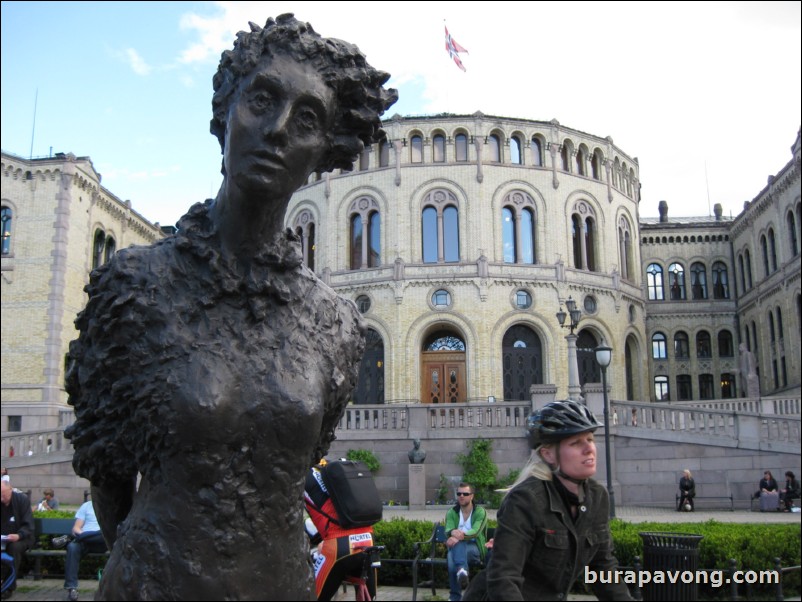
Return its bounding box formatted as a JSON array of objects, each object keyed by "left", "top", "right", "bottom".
[
  {"left": 677, "top": 469, "right": 696, "bottom": 512},
  {"left": 59, "top": 495, "right": 106, "bottom": 602},
  {"left": 1, "top": 480, "right": 34, "bottom": 599},
  {"left": 780, "top": 471, "right": 800, "bottom": 512},
  {"left": 445, "top": 482, "right": 487, "bottom": 602}
]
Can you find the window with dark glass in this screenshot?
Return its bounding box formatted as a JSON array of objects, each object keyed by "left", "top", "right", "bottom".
[
  {"left": 488, "top": 134, "right": 501, "bottom": 162},
  {"left": 652, "top": 332, "right": 667, "bottom": 359},
  {"left": 432, "top": 289, "right": 452, "bottom": 308},
  {"left": 530, "top": 137, "right": 542, "bottom": 166},
  {"left": 572, "top": 215, "right": 583, "bottom": 269},
  {"left": 368, "top": 211, "right": 381, "bottom": 267},
  {"left": 560, "top": 145, "right": 570, "bottom": 171},
  {"left": 443, "top": 206, "right": 459, "bottom": 262},
  {"left": 575, "top": 148, "right": 585, "bottom": 176},
  {"left": 618, "top": 219, "right": 633, "bottom": 280},
  {"left": 584, "top": 218, "right": 596, "bottom": 271},
  {"left": 354, "top": 329, "right": 385, "bottom": 405},
  {"left": 768, "top": 228, "right": 777, "bottom": 272},
  {"left": 647, "top": 263, "right": 664, "bottom": 300},
  {"left": 718, "top": 330, "right": 733, "bottom": 357},
  {"left": 699, "top": 374, "right": 714, "bottom": 399},
  {"left": 761, "top": 234, "right": 770, "bottom": 276},
  {"left": 690, "top": 262, "right": 707, "bottom": 300},
  {"left": 712, "top": 261, "right": 729, "bottom": 299},
  {"left": 350, "top": 214, "right": 363, "bottom": 270},
  {"left": 1, "top": 206, "right": 12, "bottom": 255},
  {"left": 720, "top": 373, "right": 735, "bottom": 399},
  {"left": 510, "top": 136, "right": 522, "bottom": 164},
  {"left": 591, "top": 152, "right": 601, "bottom": 180},
  {"left": 745, "top": 249, "right": 753, "bottom": 288},
  {"left": 738, "top": 254, "right": 746, "bottom": 293},
  {"left": 104, "top": 237, "right": 116, "bottom": 263},
  {"left": 433, "top": 134, "right": 446, "bottom": 163},
  {"left": 696, "top": 331, "right": 712, "bottom": 358},
  {"left": 455, "top": 134, "right": 468, "bottom": 162},
  {"left": 654, "top": 376, "right": 669, "bottom": 401},
  {"left": 515, "top": 290, "right": 532, "bottom": 309},
  {"left": 356, "top": 295, "right": 371, "bottom": 313},
  {"left": 502, "top": 325, "right": 543, "bottom": 400},
  {"left": 788, "top": 210, "right": 799, "bottom": 257},
  {"left": 669, "top": 263, "right": 686, "bottom": 300},
  {"left": 677, "top": 375, "right": 692, "bottom": 401},
  {"left": 410, "top": 135, "right": 423, "bottom": 163},
  {"left": 7, "top": 415, "right": 22, "bottom": 432},
  {"left": 422, "top": 206, "right": 438, "bottom": 263},
  {"left": 674, "top": 331, "right": 689, "bottom": 359},
  {"left": 503, "top": 204, "right": 535, "bottom": 264},
  {"left": 502, "top": 208, "right": 515, "bottom": 263}
]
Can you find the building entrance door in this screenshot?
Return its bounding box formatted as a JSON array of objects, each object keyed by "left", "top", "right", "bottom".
[{"left": 421, "top": 351, "right": 466, "bottom": 403}]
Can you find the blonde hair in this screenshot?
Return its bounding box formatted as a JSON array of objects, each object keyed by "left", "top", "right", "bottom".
[
  {"left": 683, "top": 469, "right": 692, "bottom": 478},
  {"left": 505, "top": 446, "right": 555, "bottom": 496}
]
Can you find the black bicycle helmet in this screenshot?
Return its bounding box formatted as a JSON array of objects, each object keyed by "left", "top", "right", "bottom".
[{"left": 526, "top": 399, "right": 602, "bottom": 449}]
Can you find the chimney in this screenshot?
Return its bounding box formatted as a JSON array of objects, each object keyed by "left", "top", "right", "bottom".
[{"left": 658, "top": 200, "right": 668, "bottom": 223}]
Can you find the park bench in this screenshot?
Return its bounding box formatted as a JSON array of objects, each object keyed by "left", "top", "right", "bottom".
[
  {"left": 410, "top": 521, "right": 494, "bottom": 602},
  {"left": 25, "top": 517, "right": 109, "bottom": 580},
  {"left": 676, "top": 493, "right": 734, "bottom": 511}
]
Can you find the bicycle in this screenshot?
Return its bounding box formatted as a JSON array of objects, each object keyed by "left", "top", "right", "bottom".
[{"left": 340, "top": 544, "right": 384, "bottom": 602}]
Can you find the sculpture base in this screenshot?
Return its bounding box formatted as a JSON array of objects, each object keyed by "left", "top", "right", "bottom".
[{"left": 408, "top": 463, "right": 426, "bottom": 510}]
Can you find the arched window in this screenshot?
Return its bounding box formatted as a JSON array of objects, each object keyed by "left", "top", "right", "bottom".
[
  {"left": 1, "top": 206, "right": 12, "bottom": 255},
  {"left": 433, "top": 134, "right": 446, "bottom": 163},
  {"left": 410, "top": 134, "right": 423, "bottom": 163},
  {"left": 591, "top": 151, "right": 602, "bottom": 180},
  {"left": 618, "top": 217, "right": 633, "bottom": 280},
  {"left": 575, "top": 146, "right": 587, "bottom": 176},
  {"left": 698, "top": 374, "right": 714, "bottom": 400},
  {"left": 718, "top": 330, "right": 734, "bottom": 357},
  {"left": 647, "top": 263, "right": 664, "bottom": 300},
  {"left": 502, "top": 325, "right": 543, "bottom": 400},
  {"left": 712, "top": 261, "right": 729, "bottom": 299},
  {"left": 654, "top": 376, "right": 670, "bottom": 401},
  {"left": 668, "top": 262, "right": 686, "bottom": 300},
  {"left": 720, "top": 373, "right": 735, "bottom": 399},
  {"left": 674, "top": 331, "right": 689, "bottom": 359},
  {"left": 738, "top": 254, "right": 746, "bottom": 293},
  {"left": 501, "top": 192, "right": 536, "bottom": 264},
  {"left": 455, "top": 133, "right": 468, "bottom": 162},
  {"left": 677, "top": 375, "right": 692, "bottom": 401},
  {"left": 293, "top": 210, "right": 317, "bottom": 270},
  {"left": 696, "top": 330, "right": 711, "bottom": 358},
  {"left": 379, "top": 139, "right": 390, "bottom": 167},
  {"left": 652, "top": 332, "right": 667, "bottom": 359},
  {"left": 787, "top": 209, "right": 799, "bottom": 257},
  {"left": 530, "top": 137, "right": 543, "bottom": 167},
  {"left": 421, "top": 190, "right": 460, "bottom": 263},
  {"left": 745, "top": 249, "right": 753, "bottom": 288},
  {"left": 488, "top": 134, "right": 501, "bottom": 162},
  {"left": 571, "top": 202, "right": 596, "bottom": 271},
  {"left": 510, "top": 135, "right": 522, "bottom": 165},
  {"left": 104, "top": 236, "right": 116, "bottom": 263},
  {"left": 560, "top": 145, "right": 570, "bottom": 171},
  {"left": 690, "top": 262, "right": 707, "bottom": 299},
  {"left": 768, "top": 228, "right": 777, "bottom": 272},
  {"left": 348, "top": 197, "right": 381, "bottom": 270},
  {"left": 761, "top": 234, "right": 770, "bottom": 276}
]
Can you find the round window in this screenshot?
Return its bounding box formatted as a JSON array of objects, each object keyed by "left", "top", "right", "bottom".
[
  {"left": 356, "top": 295, "right": 371, "bottom": 313},
  {"left": 583, "top": 295, "right": 597, "bottom": 314},
  {"left": 515, "top": 290, "right": 532, "bottom": 310},
  {"left": 431, "top": 289, "right": 452, "bottom": 308}
]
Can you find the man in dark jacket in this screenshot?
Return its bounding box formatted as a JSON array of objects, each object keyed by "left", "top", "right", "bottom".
[{"left": 1, "top": 480, "right": 35, "bottom": 597}]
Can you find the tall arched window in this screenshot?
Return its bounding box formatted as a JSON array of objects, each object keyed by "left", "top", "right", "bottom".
[
  {"left": 745, "top": 249, "right": 753, "bottom": 288},
  {"left": 712, "top": 261, "right": 729, "bottom": 299},
  {"left": 455, "top": 133, "right": 468, "bottom": 162},
  {"left": 652, "top": 332, "right": 667, "bottom": 359},
  {"left": 501, "top": 192, "right": 536, "bottom": 264},
  {"left": 618, "top": 216, "right": 633, "bottom": 280},
  {"left": 718, "top": 330, "right": 734, "bottom": 357},
  {"left": 571, "top": 202, "right": 596, "bottom": 271},
  {"left": 761, "top": 234, "right": 770, "bottom": 276},
  {"left": 502, "top": 325, "right": 543, "bottom": 400},
  {"left": 353, "top": 329, "right": 385, "bottom": 404},
  {"left": 433, "top": 134, "right": 446, "bottom": 163},
  {"left": 488, "top": 134, "right": 501, "bottom": 162},
  {"left": 787, "top": 209, "right": 799, "bottom": 257},
  {"left": 410, "top": 134, "right": 423, "bottom": 163},
  {"left": 696, "top": 330, "right": 711, "bottom": 358},
  {"left": 293, "top": 210, "right": 317, "bottom": 271},
  {"left": 91, "top": 229, "right": 116, "bottom": 271},
  {"left": 358, "top": 148, "right": 370, "bottom": 171},
  {"left": 690, "top": 262, "right": 707, "bottom": 299},
  {"left": 348, "top": 197, "right": 381, "bottom": 270},
  {"left": 647, "top": 263, "right": 664, "bottom": 300},
  {"left": 591, "top": 150, "right": 602, "bottom": 180},
  {"left": 379, "top": 139, "right": 390, "bottom": 167},
  {"left": 576, "top": 146, "right": 587, "bottom": 176},
  {"left": 560, "top": 145, "right": 570, "bottom": 171},
  {"left": 654, "top": 376, "right": 670, "bottom": 401},
  {"left": 421, "top": 190, "right": 460, "bottom": 263},
  {"left": 510, "top": 135, "right": 522, "bottom": 165},
  {"left": 1, "top": 206, "right": 12, "bottom": 255},
  {"left": 104, "top": 236, "right": 116, "bottom": 263},
  {"left": 668, "top": 262, "right": 686, "bottom": 300},
  {"left": 738, "top": 254, "right": 746, "bottom": 293},
  {"left": 530, "top": 137, "right": 543, "bottom": 167},
  {"left": 768, "top": 228, "right": 778, "bottom": 272},
  {"left": 674, "top": 331, "right": 689, "bottom": 359}
]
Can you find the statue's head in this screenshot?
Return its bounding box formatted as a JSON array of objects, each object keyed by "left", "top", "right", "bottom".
[{"left": 211, "top": 14, "right": 398, "bottom": 176}]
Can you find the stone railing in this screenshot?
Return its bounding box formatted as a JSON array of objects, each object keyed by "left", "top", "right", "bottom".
[
  {"left": 658, "top": 395, "right": 800, "bottom": 416},
  {"left": 1, "top": 428, "right": 70, "bottom": 458}
]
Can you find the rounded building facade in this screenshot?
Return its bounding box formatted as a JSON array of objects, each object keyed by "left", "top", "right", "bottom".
[{"left": 286, "top": 113, "right": 649, "bottom": 404}]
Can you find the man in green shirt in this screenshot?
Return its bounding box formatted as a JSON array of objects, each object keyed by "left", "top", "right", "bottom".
[{"left": 444, "top": 482, "right": 488, "bottom": 601}]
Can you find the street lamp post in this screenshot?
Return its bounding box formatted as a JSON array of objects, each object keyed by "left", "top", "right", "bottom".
[
  {"left": 594, "top": 343, "right": 615, "bottom": 519},
  {"left": 556, "top": 296, "right": 582, "bottom": 401}
]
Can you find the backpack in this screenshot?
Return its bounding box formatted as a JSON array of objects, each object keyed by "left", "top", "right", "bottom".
[{"left": 320, "top": 460, "right": 383, "bottom": 529}]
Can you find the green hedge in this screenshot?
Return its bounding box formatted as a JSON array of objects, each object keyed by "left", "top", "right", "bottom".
[{"left": 374, "top": 518, "right": 801, "bottom": 598}]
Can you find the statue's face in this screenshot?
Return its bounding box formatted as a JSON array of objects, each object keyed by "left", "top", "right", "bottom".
[{"left": 223, "top": 52, "right": 334, "bottom": 200}]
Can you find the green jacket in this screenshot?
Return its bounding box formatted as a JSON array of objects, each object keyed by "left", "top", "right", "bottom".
[{"left": 444, "top": 503, "right": 488, "bottom": 560}]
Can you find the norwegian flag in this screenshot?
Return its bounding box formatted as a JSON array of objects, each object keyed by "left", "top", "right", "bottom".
[{"left": 445, "top": 25, "right": 468, "bottom": 72}]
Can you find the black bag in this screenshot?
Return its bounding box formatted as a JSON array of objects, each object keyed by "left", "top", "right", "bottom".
[{"left": 320, "top": 460, "right": 383, "bottom": 528}]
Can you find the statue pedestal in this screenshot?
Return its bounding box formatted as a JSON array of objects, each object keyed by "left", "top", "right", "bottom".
[{"left": 408, "top": 464, "right": 426, "bottom": 510}]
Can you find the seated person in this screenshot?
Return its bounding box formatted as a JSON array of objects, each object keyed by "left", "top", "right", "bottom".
[
  {"left": 677, "top": 469, "right": 695, "bottom": 511},
  {"left": 63, "top": 496, "right": 107, "bottom": 602},
  {"left": 1, "top": 481, "right": 34, "bottom": 599},
  {"left": 304, "top": 461, "right": 376, "bottom": 602},
  {"left": 757, "top": 470, "right": 778, "bottom": 496},
  {"left": 37, "top": 489, "right": 60, "bottom": 512},
  {"left": 780, "top": 471, "right": 800, "bottom": 511},
  {"left": 445, "top": 483, "right": 488, "bottom": 602}
]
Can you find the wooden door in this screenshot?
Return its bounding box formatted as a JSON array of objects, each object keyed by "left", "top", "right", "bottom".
[{"left": 421, "top": 352, "right": 466, "bottom": 403}]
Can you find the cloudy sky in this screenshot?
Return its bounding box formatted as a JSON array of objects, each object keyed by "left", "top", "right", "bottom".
[{"left": 2, "top": 1, "right": 800, "bottom": 227}]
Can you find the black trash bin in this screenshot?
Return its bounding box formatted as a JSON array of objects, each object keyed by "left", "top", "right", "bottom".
[{"left": 638, "top": 531, "right": 704, "bottom": 601}]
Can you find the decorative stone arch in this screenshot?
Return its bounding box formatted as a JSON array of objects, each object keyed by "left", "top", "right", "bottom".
[
  {"left": 529, "top": 133, "right": 547, "bottom": 167},
  {"left": 485, "top": 129, "right": 505, "bottom": 163},
  {"left": 509, "top": 130, "right": 527, "bottom": 165}
]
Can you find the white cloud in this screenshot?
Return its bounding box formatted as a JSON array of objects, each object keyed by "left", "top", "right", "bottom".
[{"left": 126, "top": 48, "right": 151, "bottom": 76}]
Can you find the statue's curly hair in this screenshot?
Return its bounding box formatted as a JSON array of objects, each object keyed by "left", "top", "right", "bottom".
[{"left": 210, "top": 14, "right": 398, "bottom": 173}]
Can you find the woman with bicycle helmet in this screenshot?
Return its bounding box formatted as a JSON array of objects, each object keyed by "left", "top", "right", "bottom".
[{"left": 463, "top": 400, "right": 633, "bottom": 601}]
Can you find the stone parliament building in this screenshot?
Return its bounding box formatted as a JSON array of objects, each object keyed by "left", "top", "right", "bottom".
[{"left": 2, "top": 116, "right": 800, "bottom": 504}]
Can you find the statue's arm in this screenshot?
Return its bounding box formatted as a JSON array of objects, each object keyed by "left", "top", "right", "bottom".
[{"left": 91, "top": 479, "right": 136, "bottom": 549}]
